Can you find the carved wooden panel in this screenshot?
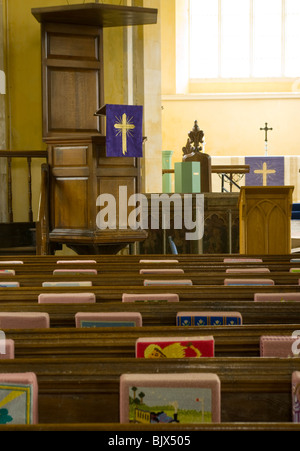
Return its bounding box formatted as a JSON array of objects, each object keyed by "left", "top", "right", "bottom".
[
  {"left": 48, "top": 143, "right": 92, "bottom": 232},
  {"left": 45, "top": 137, "right": 145, "bottom": 253},
  {"left": 239, "top": 186, "right": 294, "bottom": 254},
  {"left": 41, "top": 23, "right": 103, "bottom": 138},
  {"left": 138, "top": 194, "right": 239, "bottom": 254},
  {"left": 53, "top": 146, "right": 88, "bottom": 166},
  {"left": 96, "top": 141, "right": 140, "bottom": 230},
  {"left": 54, "top": 178, "right": 89, "bottom": 229}
]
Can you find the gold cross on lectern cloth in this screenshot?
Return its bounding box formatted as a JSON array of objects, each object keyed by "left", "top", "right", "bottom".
[
  {"left": 254, "top": 162, "right": 276, "bottom": 186},
  {"left": 114, "top": 113, "right": 135, "bottom": 155}
]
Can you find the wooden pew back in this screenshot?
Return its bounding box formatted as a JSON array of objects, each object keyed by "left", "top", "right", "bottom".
[{"left": 0, "top": 357, "right": 299, "bottom": 423}]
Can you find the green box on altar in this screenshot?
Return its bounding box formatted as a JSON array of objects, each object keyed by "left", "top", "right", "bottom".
[{"left": 174, "top": 162, "right": 201, "bottom": 193}]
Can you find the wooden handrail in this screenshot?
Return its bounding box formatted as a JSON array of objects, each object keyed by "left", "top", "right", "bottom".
[
  {"left": 211, "top": 164, "right": 250, "bottom": 174},
  {"left": 162, "top": 165, "right": 250, "bottom": 175},
  {"left": 0, "top": 150, "right": 47, "bottom": 158}
]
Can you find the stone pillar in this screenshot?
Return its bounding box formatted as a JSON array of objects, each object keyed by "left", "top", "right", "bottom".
[{"left": 131, "top": 0, "right": 162, "bottom": 194}]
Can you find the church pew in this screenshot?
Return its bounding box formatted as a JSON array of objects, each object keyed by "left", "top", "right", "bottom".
[
  {"left": 1, "top": 254, "right": 300, "bottom": 274},
  {"left": 1, "top": 422, "right": 300, "bottom": 431},
  {"left": 2, "top": 271, "right": 300, "bottom": 286},
  {"left": 1, "top": 252, "right": 299, "bottom": 263},
  {"left": 3, "top": 324, "right": 300, "bottom": 358},
  {"left": 1, "top": 257, "right": 300, "bottom": 271},
  {"left": 0, "top": 283, "right": 299, "bottom": 305},
  {"left": 0, "top": 357, "right": 299, "bottom": 423},
  {"left": 1, "top": 253, "right": 300, "bottom": 288},
  {"left": 0, "top": 299, "right": 299, "bottom": 326},
  {"left": 0, "top": 254, "right": 298, "bottom": 430}
]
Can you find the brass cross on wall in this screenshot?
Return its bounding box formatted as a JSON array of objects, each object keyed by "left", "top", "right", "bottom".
[
  {"left": 260, "top": 122, "right": 273, "bottom": 156},
  {"left": 260, "top": 122, "right": 273, "bottom": 142}
]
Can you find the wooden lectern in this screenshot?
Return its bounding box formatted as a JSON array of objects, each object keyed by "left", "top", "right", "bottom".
[
  {"left": 239, "top": 186, "right": 294, "bottom": 255},
  {"left": 181, "top": 120, "right": 211, "bottom": 192},
  {"left": 32, "top": 3, "right": 157, "bottom": 254}
]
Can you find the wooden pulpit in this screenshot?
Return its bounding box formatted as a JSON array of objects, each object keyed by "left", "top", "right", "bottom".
[
  {"left": 32, "top": 3, "right": 157, "bottom": 254},
  {"left": 238, "top": 186, "right": 294, "bottom": 255}
]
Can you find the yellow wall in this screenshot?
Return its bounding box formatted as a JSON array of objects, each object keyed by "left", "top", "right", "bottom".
[
  {"left": 5, "top": 0, "right": 300, "bottom": 223},
  {"left": 3, "top": 0, "right": 128, "bottom": 221},
  {"left": 4, "top": 0, "right": 127, "bottom": 150},
  {"left": 3, "top": 0, "right": 163, "bottom": 222},
  {"left": 162, "top": 96, "right": 300, "bottom": 159},
  {"left": 161, "top": 0, "right": 300, "bottom": 168}
]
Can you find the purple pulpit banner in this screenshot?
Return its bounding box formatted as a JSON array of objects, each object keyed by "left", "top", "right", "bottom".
[
  {"left": 245, "top": 157, "right": 284, "bottom": 186},
  {"left": 105, "top": 104, "right": 143, "bottom": 158}
]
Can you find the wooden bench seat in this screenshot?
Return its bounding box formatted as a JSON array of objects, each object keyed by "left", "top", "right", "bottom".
[
  {"left": 3, "top": 324, "right": 300, "bottom": 358},
  {"left": 0, "top": 257, "right": 299, "bottom": 269},
  {"left": 1, "top": 422, "right": 300, "bottom": 431},
  {"left": 0, "top": 357, "right": 299, "bottom": 423},
  {"left": 1, "top": 271, "right": 300, "bottom": 287},
  {"left": 1, "top": 253, "right": 298, "bottom": 263},
  {"left": 0, "top": 254, "right": 299, "bottom": 429},
  {"left": 1, "top": 254, "right": 300, "bottom": 273},
  {"left": 0, "top": 297, "right": 299, "bottom": 326},
  {"left": 0, "top": 283, "right": 299, "bottom": 303}
]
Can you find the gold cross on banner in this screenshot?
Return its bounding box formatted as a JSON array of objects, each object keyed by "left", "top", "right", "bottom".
[
  {"left": 254, "top": 162, "right": 276, "bottom": 186},
  {"left": 114, "top": 113, "right": 135, "bottom": 155}
]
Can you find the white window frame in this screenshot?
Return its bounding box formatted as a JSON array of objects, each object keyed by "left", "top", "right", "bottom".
[{"left": 189, "top": 0, "right": 299, "bottom": 82}]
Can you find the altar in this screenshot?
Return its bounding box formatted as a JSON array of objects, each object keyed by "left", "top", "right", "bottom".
[{"left": 151, "top": 152, "right": 299, "bottom": 255}]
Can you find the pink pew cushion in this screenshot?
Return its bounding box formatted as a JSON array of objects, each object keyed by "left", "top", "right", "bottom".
[
  {"left": 56, "top": 260, "right": 97, "bottom": 264},
  {"left": 0, "top": 270, "right": 15, "bottom": 275},
  {"left": 225, "top": 268, "right": 270, "bottom": 273},
  {"left": 139, "top": 259, "right": 179, "bottom": 264},
  {"left": 254, "top": 292, "right": 300, "bottom": 302},
  {"left": 0, "top": 372, "right": 38, "bottom": 424},
  {"left": 122, "top": 293, "right": 179, "bottom": 303},
  {"left": 139, "top": 269, "right": 184, "bottom": 274},
  {"left": 260, "top": 335, "right": 299, "bottom": 357},
  {"left": 42, "top": 281, "right": 92, "bottom": 287},
  {"left": 38, "top": 292, "right": 96, "bottom": 304},
  {"left": 143, "top": 279, "right": 193, "bottom": 286},
  {"left": 0, "top": 312, "right": 50, "bottom": 329},
  {"left": 75, "top": 312, "right": 142, "bottom": 328},
  {"left": 0, "top": 339, "right": 15, "bottom": 359},
  {"left": 223, "top": 258, "right": 263, "bottom": 263},
  {"left": 0, "top": 282, "right": 20, "bottom": 287},
  {"left": 224, "top": 278, "right": 274, "bottom": 286},
  {"left": 53, "top": 269, "right": 97, "bottom": 275},
  {"left": 292, "top": 371, "right": 300, "bottom": 423},
  {"left": 120, "top": 373, "right": 221, "bottom": 423}
]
